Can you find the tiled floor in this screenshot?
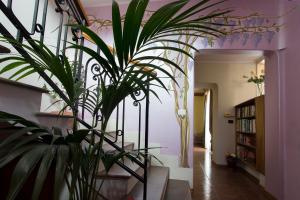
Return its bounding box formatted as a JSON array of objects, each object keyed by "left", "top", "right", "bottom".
[{"left": 192, "top": 147, "right": 272, "bottom": 200}]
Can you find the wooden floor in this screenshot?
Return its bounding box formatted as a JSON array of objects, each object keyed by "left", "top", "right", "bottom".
[{"left": 192, "top": 147, "right": 273, "bottom": 200}]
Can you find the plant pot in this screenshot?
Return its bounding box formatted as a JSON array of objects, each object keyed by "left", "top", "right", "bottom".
[{"left": 226, "top": 156, "right": 237, "bottom": 168}]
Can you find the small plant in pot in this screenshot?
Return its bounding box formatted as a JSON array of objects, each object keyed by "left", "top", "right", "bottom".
[
  {"left": 226, "top": 153, "right": 237, "bottom": 168},
  {"left": 243, "top": 70, "right": 265, "bottom": 96},
  {"left": 0, "top": 0, "right": 230, "bottom": 199}
]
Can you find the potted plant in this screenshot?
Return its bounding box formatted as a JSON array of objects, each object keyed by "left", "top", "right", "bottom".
[
  {"left": 243, "top": 70, "right": 265, "bottom": 96},
  {"left": 226, "top": 153, "right": 237, "bottom": 168},
  {"left": 0, "top": 0, "right": 229, "bottom": 199}
]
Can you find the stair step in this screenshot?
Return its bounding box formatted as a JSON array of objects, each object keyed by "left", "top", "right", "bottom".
[
  {"left": 128, "top": 166, "right": 169, "bottom": 200},
  {"left": 102, "top": 142, "right": 134, "bottom": 153},
  {"left": 97, "top": 157, "right": 141, "bottom": 178},
  {"left": 35, "top": 112, "right": 74, "bottom": 131},
  {"left": 105, "top": 130, "right": 119, "bottom": 141},
  {"left": 0, "top": 77, "right": 48, "bottom": 94},
  {"left": 96, "top": 158, "right": 144, "bottom": 200},
  {"left": 0, "top": 78, "right": 47, "bottom": 122},
  {"left": 36, "top": 112, "right": 73, "bottom": 118},
  {"left": 97, "top": 141, "right": 136, "bottom": 174},
  {"left": 164, "top": 179, "right": 192, "bottom": 200}
]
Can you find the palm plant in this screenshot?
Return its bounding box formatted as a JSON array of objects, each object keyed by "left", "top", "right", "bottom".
[{"left": 0, "top": 0, "right": 229, "bottom": 199}]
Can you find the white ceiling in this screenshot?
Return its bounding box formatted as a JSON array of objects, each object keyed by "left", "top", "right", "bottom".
[
  {"left": 195, "top": 50, "right": 264, "bottom": 64},
  {"left": 82, "top": 0, "right": 162, "bottom": 7}
]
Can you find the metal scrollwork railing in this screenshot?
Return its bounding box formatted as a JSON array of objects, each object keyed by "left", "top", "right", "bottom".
[{"left": 133, "top": 90, "right": 144, "bottom": 151}]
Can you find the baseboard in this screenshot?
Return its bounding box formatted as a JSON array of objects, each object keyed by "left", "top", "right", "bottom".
[
  {"left": 240, "top": 167, "right": 277, "bottom": 200},
  {"left": 240, "top": 167, "right": 260, "bottom": 184},
  {"left": 263, "top": 189, "right": 277, "bottom": 200}
]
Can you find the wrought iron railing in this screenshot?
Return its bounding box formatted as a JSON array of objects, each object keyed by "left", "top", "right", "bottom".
[{"left": 0, "top": 0, "right": 149, "bottom": 199}]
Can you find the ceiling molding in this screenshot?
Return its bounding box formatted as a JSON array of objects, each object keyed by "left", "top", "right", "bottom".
[
  {"left": 196, "top": 60, "right": 257, "bottom": 65},
  {"left": 195, "top": 50, "right": 264, "bottom": 65}
]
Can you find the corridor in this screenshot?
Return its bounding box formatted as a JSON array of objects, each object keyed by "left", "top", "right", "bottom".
[{"left": 192, "top": 147, "right": 273, "bottom": 200}]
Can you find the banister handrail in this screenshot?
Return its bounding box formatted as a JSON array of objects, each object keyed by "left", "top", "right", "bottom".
[{"left": 73, "top": 0, "right": 91, "bottom": 26}]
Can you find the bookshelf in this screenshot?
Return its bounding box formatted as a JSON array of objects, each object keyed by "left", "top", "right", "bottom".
[{"left": 235, "top": 95, "right": 265, "bottom": 174}]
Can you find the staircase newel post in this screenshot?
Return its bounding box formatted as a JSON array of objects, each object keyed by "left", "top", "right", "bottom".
[
  {"left": 74, "top": 21, "right": 85, "bottom": 121},
  {"left": 143, "top": 76, "right": 150, "bottom": 200}
]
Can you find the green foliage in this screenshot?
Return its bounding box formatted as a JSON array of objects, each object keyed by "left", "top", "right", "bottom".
[
  {"left": 247, "top": 75, "right": 265, "bottom": 84},
  {"left": 0, "top": 0, "right": 230, "bottom": 199},
  {"left": 0, "top": 111, "right": 88, "bottom": 199},
  {"left": 243, "top": 71, "right": 265, "bottom": 95}
]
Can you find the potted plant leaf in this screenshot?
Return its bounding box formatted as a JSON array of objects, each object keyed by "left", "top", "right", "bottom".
[{"left": 0, "top": 0, "right": 229, "bottom": 199}]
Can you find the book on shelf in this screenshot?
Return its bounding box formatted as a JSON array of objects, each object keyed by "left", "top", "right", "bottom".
[
  {"left": 235, "top": 95, "right": 265, "bottom": 174},
  {"left": 237, "top": 134, "right": 256, "bottom": 147},
  {"left": 236, "top": 146, "right": 256, "bottom": 164},
  {"left": 236, "top": 105, "right": 255, "bottom": 118},
  {"left": 236, "top": 119, "right": 256, "bottom": 133}
]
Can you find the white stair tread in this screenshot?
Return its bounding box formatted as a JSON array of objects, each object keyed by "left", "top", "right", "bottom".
[
  {"left": 102, "top": 142, "right": 134, "bottom": 152},
  {"left": 0, "top": 77, "right": 48, "bottom": 93},
  {"left": 164, "top": 179, "right": 192, "bottom": 200},
  {"left": 128, "top": 166, "right": 169, "bottom": 200},
  {"left": 35, "top": 112, "right": 73, "bottom": 118}
]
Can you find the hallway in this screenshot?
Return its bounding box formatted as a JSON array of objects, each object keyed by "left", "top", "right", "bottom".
[{"left": 192, "top": 147, "right": 273, "bottom": 200}]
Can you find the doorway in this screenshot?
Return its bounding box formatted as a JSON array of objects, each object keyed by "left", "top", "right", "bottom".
[
  {"left": 194, "top": 89, "right": 213, "bottom": 152},
  {"left": 193, "top": 50, "right": 269, "bottom": 199},
  {"left": 203, "top": 89, "right": 212, "bottom": 151}
]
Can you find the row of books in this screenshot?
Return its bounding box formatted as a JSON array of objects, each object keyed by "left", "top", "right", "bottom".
[
  {"left": 236, "top": 105, "right": 255, "bottom": 118},
  {"left": 237, "top": 134, "right": 256, "bottom": 147},
  {"left": 237, "top": 146, "right": 256, "bottom": 163},
  {"left": 236, "top": 119, "right": 256, "bottom": 133}
]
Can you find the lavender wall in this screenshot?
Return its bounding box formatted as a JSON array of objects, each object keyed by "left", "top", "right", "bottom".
[
  {"left": 275, "top": 1, "right": 300, "bottom": 199},
  {"left": 265, "top": 50, "right": 284, "bottom": 199}
]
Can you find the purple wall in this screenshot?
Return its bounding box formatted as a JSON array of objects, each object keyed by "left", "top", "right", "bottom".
[
  {"left": 275, "top": 1, "right": 300, "bottom": 199},
  {"left": 265, "top": 50, "right": 284, "bottom": 199}
]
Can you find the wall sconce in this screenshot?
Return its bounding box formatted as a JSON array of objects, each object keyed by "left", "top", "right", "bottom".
[{"left": 178, "top": 109, "right": 186, "bottom": 118}]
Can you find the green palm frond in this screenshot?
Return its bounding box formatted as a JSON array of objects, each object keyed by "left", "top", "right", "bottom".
[
  {"left": 69, "top": 0, "right": 229, "bottom": 126},
  {"left": 0, "top": 38, "right": 81, "bottom": 111},
  {"left": 0, "top": 111, "right": 91, "bottom": 200},
  {"left": 0, "top": 0, "right": 230, "bottom": 199}
]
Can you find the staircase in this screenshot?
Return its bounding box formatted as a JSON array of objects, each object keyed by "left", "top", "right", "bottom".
[{"left": 0, "top": 78, "right": 176, "bottom": 200}]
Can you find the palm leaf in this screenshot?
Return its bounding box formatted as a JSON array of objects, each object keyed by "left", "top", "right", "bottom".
[
  {"left": 136, "top": 46, "right": 194, "bottom": 59},
  {"left": 0, "top": 61, "right": 26, "bottom": 74},
  {"left": 137, "top": 0, "right": 188, "bottom": 48},
  {"left": 71, "top": 25, "right": 119, "bottom": 77},
  {"left": 6, "top": 145, "right": 48, "bottom": 200},
  {"left": 122, "top": 0, "right": 139, "bottom": 64},
  {"left": 112, "top": 0, "right": 124, "bottom": 69},
  {"left": 54, "top": 145, "right": 69, "bottom": 200},
  {"left": 32, "top": 147, "right": 56, "bottom": 200},
  {"left": 132, "top": 56, "right": 185, "bottom": 74}
]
